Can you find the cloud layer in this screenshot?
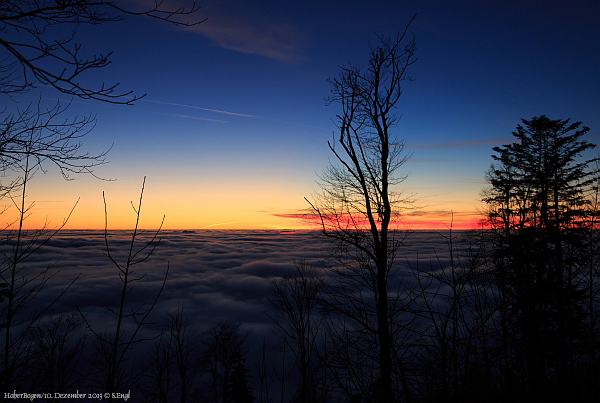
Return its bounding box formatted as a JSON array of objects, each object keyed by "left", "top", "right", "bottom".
[
  {"left": 3, "top": 229, "right": 477, "bottom": 393},
  {"left": 8, "top": 229, "right": 472, "bottom": 332}
]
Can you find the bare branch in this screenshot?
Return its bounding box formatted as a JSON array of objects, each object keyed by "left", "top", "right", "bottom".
[{"left": 0, "top": 0, "right": 204, "bottom": 103}]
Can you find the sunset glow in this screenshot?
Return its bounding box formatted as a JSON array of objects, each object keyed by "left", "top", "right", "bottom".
[{"left": 1, "top": 0, "right": 597, "bottom": 231}]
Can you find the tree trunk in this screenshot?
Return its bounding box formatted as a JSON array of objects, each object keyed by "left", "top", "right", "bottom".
[{"left": 377, "top": 250, "right": 393, "bottom": 402}]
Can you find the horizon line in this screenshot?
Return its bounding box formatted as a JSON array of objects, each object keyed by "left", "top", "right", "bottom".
[{"left": 0, "top": 227, "right": 487, "bottom": 232}]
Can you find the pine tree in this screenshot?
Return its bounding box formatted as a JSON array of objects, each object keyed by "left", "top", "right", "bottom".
[
  {"left": 227, "top": 351, "right": 254, "bottom": 403},
  {"left": 483, "top": 115, "right": 598, "bottom": 401},
  {"left": 200, "top": 323, "right": 253, "bottom": 403}
]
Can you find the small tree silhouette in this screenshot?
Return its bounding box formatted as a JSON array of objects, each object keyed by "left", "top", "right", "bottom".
[
  {"left": 268, "top": 260, "right": 325, "bottom": 403},
  {"left": 169, "top": 306, "right": 198, "bottom": 403},
  {"left": 29, "top": 313, "right": 87, "bottom": 399},
  {"left": 199, "top": 322, "right": 254, "bottom": 403},
  {"left": 79, "top": 177, "right": 167, "bottom": 399},
  {"left": 144, "top": 305, "right": 199, "bottom": 403}
]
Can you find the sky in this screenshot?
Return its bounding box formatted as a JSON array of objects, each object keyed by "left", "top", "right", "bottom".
[{"left": 3, "top": 0, "right": 599, "bottom": 230}]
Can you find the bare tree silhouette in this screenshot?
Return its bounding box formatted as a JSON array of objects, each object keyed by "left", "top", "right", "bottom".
[
  {"left": 306, "top": 17, "right": 416, "bottom": 402},
  {"left": 255, "top": 338, "right": 276, "bottom": 403},
  {"left": 0, "top": 0, "right": 203, "bottom": 103},
  {"left": 199, "top": 322, "right": 254, "bottom": 403},
  {"left": 144, "top": 305, "right": 199, "bottom": 403},
  {"left": 268, "top": 260, "right": 325, "bottom": 403},
  {"left": 0, "top": 100, "right": 107, "bottom": 391},
  {"left": 0, "top": 100, "right": 108, "bottom": 195},
  {"left": 79, "top": 177, "right": 168, "bottom": 400},
  {"left": 408, "top": 219, "right": 497, "bottom": 402},
  {"left": 169, "top": 305, "right": 198, "bottom": 403},
  {"left": 0, "top": 1, "right": 200, "bottom": 397},
  {"left": 29, "top": 313, "right": 87, "bottom": 400}
]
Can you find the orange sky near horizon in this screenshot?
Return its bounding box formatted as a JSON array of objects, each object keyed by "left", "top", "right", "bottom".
[
  {"left": 2, "top": 207, "right": 484, "bottom": 231},
  {"left": 0, "top": 173, "right": 485, "bottom": 231},
  {"left": 1, "top": 1, "right": 597, "bottom": 235}
]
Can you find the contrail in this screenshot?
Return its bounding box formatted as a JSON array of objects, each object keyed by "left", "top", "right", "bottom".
[
  {"left": 143, "top": 98, "right": 326, "bottom": 130},
  {"left": 162, "top": 113, "right": 227, "bottom": 123},
  {"left": 203, "top": 222, "right": 237, "bottom": 228},
  {"left": 142, "top": 99, "right": 255, "bottom": 118}
]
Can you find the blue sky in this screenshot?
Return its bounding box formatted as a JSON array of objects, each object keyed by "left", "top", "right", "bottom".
[{"left": 5, "top": 0, "right": 599, "bottom": 229}]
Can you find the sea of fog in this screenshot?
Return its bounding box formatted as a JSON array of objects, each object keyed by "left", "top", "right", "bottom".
[
  {"left": 15, "top": 230, "right": 471, "bottom": 332},
  {"left": 2, "top": 229, "right": 481, "bottom": 393}
]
